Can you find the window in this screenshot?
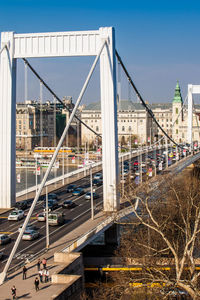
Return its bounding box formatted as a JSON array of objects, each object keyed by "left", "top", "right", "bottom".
[
  {"left": 176, "top": 129, "right": 178, "bottom": 134},
  {"left": 176, "top": 120, "right": 178, "bottom": 124},
  {"left": 96, "top": 126, "right": 99, "bottom": 132},
  {"left": 122, "top": 126, "right": 125, "bottom": 131},
  {"left": 176, "top": 108, "right": 178, "bottom": 114}
]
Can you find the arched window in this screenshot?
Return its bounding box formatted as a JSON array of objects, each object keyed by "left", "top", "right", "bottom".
[{"left": 122, "top": 126, "right": 125, "bottom": 131}]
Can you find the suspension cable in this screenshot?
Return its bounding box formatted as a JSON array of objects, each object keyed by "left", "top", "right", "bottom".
[
  {"left": 115, "top": 50, "right": 181, "bottom": 148},
  {"left": 22, "top": 58, "right": 101, "bottom": 139}
]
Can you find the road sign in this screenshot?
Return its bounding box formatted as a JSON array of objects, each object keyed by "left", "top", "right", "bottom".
[
  {"left": 158, "top": 162, "right": 162, "bottom": 171},
  {"left": 148, "top": 168, "right": 152, "bottom": 177},
  {"left": 135, "top": 139, "right": 138, "bottom": 145},
  {"left": 72, "top": 156, "right": 75, "bottom": 164}
]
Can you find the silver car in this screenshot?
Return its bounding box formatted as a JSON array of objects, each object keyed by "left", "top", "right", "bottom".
[
  {"left": 22, "top": 230, "right": 39, "bottom": 241},
  {"left": 0, "top": 234, "right": 11, "bottom": 245},
  {"left": 8, "top": 209, "right": 24, "bottom": 221}
]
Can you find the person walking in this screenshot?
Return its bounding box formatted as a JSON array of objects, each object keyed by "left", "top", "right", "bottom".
[
  {"left": 37, "top": 259, "right": 41, "bottom": 271},
  {"left": 38, "top": 269, "right": 43, "bottom": 283},
  {"left": 11, "top": 286, "right": 16, "bottom": 299},
  {"left": 22, "top": 265, "right": 27, "bottom": 280},
  {"left": 44, "top": 268, "right": 49, "bottom": 282},
  {"left": 34, "top": 277, "right": 39, "bottom": 291},
  {"left": 42, "top": 257, "right": 47, "bottom": 269}
]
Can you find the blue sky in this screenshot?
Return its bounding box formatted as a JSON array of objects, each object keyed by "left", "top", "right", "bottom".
[{"left": 1, "top": 0, "right": 200, "bottom": 104}]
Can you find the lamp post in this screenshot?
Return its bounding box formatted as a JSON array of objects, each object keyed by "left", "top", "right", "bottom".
[
  {"left": 46, "top": 186, "right": 49, "bottom": 249},
  {"left": 62, "top": 147, "right": 64, "bottom": 185},
  {"left": 90, "top": 165, "right": 94, "bottom": 220}
]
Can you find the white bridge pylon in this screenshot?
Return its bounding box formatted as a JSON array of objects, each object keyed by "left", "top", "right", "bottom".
[
  {"left": 0, "top": 27, "right": 119, "bottom": 211},
  {"left": 187, "top": 84, "right": 200, "bottom": 148}
]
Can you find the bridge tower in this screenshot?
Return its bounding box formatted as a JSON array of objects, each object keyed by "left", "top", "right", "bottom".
[
  {"left": 0, "top": 27, "right": 119, "bottom": 210},
  {"left": 187, "top": 84, "right": 200, "bottom": 148}
]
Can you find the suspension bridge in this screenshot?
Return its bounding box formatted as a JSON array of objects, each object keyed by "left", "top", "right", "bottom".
[{"left": 0, "top": 27, "right": 200, "bottom": 292}]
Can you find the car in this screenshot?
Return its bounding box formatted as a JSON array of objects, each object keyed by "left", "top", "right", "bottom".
[
  {"left": 85, "top": 192, "right": 99, "bottom": 200},
  {"left": 14, "top": 201, "right": 28, "bottom": 210},
  {"left": 92, "top": 179, "right": 103, "bottom": 186},
  {"left": 48, "top": 212, "right": 65, "bottom": 226},
  {"left": 93, "top": 173, "right": 103, "bottom": 180},
  {"left": 0, "top": 251, "right": 3, "bottom": 259},
  {"left": 8, "top": 209, "right": 24, "bottom": 221},
  {"left": 0, "top": 234, "right": 11, "bottom": 245},
  {"left": 18, "top": 223, "right": 37, "bottom": 232},
  {"left": 66, "top": 184, "right": 77, "bottom": 193},
  {"left": 62, "top": 200, "right": 76, "bottom": 209},
  {"left": 43, "top": 199, "right": 59, "bottom": 211},
  {"left": 133, "top": 161, "right": 139, "bottom": 166},
  {"left": 37, "top": 212, "right": 46, "bottom": 222},
  {"left": 47, "top": 193, "right": 58, "bottom": 200},
  {"left": 22, "top": 230, "right": 39, "bottom": 241},
  {"left": 72, "top": 187, "right": 85, "bottom": 196}
]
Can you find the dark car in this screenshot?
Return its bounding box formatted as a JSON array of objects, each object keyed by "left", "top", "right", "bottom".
[
  {"left": 93, "top": 179, "right": 103, "bottom": 186},
  {"left": 72, "top": 188, "right": 85, "bottom": 196},
  {"left": 66, "top": 184, "right": 77, "bottom": 193},
  {"left": 14, "top": 201, "right": 28, "bottom": 210},
  {"left": 43, "top": 199, "right": 59, "bottom": 211},
  {"left": 62, "top": 200, "right": 76, "bottom": 209}
]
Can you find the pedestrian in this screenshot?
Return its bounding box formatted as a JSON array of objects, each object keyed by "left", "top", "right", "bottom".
[
  {"left": 11, "top": 285, "right": 16, "bottom": 299},
  {"left": 34, "top": 277, "right": 39, "bottom": 291},
  {"left": 22, "top": 265, "right": 27, "bottom": 280},
  {"left": 38, "top": 269, "right": 43, "bottom": 283},
  {"left": 42, "top": 257, "right": 47, "bottom": 269},
  {"left": 37, "top": 259, "right": 41, "bottom": 271},
  {"left": 44, "top": 268, "right": 49, "bottom": 282}
]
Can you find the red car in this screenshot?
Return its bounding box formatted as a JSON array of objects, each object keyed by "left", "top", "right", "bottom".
[{"left": 133, "top": 161, "right": 139, "bottom": 166}]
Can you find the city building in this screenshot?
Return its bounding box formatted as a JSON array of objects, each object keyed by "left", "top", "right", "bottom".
[{"left": 80, "top": 82, "right": 200, "bottom": 146}]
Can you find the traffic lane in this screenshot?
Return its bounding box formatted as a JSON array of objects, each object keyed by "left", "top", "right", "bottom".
[
  {"left": 0, "top": 193, "right": 103, "bottom": 272},
  {"left": 0, "top": 189, "right": 103, "bottom": 266}
]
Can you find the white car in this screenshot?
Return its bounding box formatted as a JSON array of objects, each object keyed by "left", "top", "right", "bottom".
[
  {"left": 37, "top": 212, "right": 46, "bottom": 222},
  {"left": 8, "top": 210, "right": 24, "bottom": 221},
  {"left": 18, "top": 223, "right": 37, "bottom": 233},
  {"left": 22, "top": 230, "right": 39, "bottom": 241}
]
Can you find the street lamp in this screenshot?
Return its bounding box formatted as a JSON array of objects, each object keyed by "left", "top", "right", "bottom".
[
  {"left": 46, "top": 186, "right": 49, "bottom": 249},
  {"left": 90, "top": 164, "right": 94, "bottom": 220}
]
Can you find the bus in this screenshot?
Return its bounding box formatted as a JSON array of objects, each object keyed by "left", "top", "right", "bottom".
[{"left": 33, "top": 147, "right": 72, "bottom": 154}]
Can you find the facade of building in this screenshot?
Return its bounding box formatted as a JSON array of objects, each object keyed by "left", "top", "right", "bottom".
[
  {"left": 16, "top": 97, "right": 81, "bottom": 150},
  {"left": 80, "top": 82, "right": 200, "bottom": 146}
]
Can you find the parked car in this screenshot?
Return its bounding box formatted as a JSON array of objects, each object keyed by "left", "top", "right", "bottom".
[
  {"left": 14, "top": 201, "right": 28, "bottom": 210},
  {"left": 0, "top": 251, "right": 3, "bottom": 259},
  {"left": 62, "top": 200, "right": 76, "bottom": 209},
  {"left": 85, "top": 192, "right": 99, "bottom": 200},
  {"left": 8, "top": 209, "right": 24, "bottom": 221},
  {"left": 22, "top": 230, "right": 39, "bottom": 241},
  {"left": 93, "top": 173, "right": 103, "bottom": 180},
  {"left": 0, "top": 234, "right": 11, "bottom": 245},
  {"left": 72, "top": 187, "right": 85, "bottom": 196},
  {"left": 18, "top": 223, "right": 37, "bottom": 233},
  {"left": 66, "top": 184, "right": 77, "bottom": 193},
  {"left": 93, "top": 179, "right": 103, "bottom": 186}
]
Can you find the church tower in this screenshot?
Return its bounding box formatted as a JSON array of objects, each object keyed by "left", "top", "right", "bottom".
[{"left": 172, "top": 81, "right": 183, "bottom": 143}]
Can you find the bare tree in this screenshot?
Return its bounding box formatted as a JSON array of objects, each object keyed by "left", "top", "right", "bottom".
[{"left": 88, "top": 170, "right": 200, "bottom": 299}]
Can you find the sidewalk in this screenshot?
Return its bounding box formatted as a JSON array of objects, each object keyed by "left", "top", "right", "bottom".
[{"left": 0, "top": 210, "right": 106, "bottom": 299}]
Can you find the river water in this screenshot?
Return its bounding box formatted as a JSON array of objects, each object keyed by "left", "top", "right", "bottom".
[{"left": 16, "top": 166, "right": 78, "bottom": 193}]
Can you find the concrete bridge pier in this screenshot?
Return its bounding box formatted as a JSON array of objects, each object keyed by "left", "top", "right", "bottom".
[{"left": 104, "top": 224, "right": 120, "bottom": 246}]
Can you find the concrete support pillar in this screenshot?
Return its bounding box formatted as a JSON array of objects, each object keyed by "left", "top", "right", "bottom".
[
  {"left": 0, "top": 32, "right": 16, "bottom": 208},
  {"left": 104, "top": 224, "right": 120, "bottom": 246},
  {"left": 100, "top": 27, "right": 119, "bottom": 212},
  {"left": 188, "top": 84, "right": 193, "bottom": 147}
]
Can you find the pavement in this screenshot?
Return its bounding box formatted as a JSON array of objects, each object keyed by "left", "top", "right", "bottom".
[{"left": 0, "top": 209, "right": 106, "bottom": 300}]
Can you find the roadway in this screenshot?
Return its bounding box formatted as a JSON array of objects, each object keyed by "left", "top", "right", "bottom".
[{"left": 0, "top": 147, "right": 188, "bottom": 273}]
